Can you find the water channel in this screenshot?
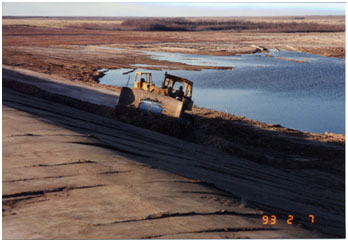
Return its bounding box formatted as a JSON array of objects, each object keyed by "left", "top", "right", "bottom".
[{"left": 99, "top": 48, "right": 345, "bottom": 134}]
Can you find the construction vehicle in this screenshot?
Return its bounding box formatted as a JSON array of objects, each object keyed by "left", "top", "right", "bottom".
[{"left": 116, "top": 72, "right": 193, "bottom": 119}]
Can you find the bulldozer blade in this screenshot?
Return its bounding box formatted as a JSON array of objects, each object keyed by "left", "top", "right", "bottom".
[{"left": 117, "top": 87, "right": 184, "bottom": 118}]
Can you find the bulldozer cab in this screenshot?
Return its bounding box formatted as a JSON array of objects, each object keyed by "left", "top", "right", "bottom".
[
  {"left": 117, "top": 71, "right": 193, "bottom": 118},
  {"left": 162, "top": 73, "right": 193, "bottom": 101},
  {"left": 134, "top": 72, "right": 155, "bottom": 91}
]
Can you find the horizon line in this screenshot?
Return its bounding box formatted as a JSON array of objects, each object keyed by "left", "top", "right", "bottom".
[{"left": 3, "top": 14, "right": 345, "bottom": 18}]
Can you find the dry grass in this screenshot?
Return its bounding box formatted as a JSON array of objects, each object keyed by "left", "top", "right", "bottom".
[
  {"left": 189, "top": 16, "right": 345, "bottom": 25},
  {"left": 119, "top": 17, "right": 345, "bottom": 32},
  {"left": 2, "top": 18, "right": 123, "bottom": 29},
  {"left": 2, "top": 16, "right": 345, "bottom": 58},
  {"left": 3, "top": 16, "right": 345, "bottom": 32}
]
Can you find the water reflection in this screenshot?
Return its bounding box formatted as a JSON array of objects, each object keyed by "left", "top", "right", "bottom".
[{"left": 99, "top": 49, "right": 345, "bottom": 134}]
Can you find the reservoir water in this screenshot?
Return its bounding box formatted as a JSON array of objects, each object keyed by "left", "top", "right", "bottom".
[{"left": 99, "top": 49, "right": 345, "bottom": 134}]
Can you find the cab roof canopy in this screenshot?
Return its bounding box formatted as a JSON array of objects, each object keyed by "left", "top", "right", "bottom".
[{"left": 165, "top": 73, "right": 193, "bottom": 86}]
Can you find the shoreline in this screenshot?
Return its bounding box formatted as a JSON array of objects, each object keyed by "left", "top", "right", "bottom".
[
  {"left": 3, "top": 65, "right": 345, "bottom": 170},
  {"left": 2, "top": 16, "right": 345, "bottom": 239},
  {"left": 2, "top": 30, "right": 345, "bottom": 136},
  {"left": 2, "top": 67, "right": 345, "bottom": 238}
]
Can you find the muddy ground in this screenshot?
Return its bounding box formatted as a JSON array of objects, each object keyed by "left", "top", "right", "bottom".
[{"left": 2, "top": 19, "right": 346, "bottom": 238}]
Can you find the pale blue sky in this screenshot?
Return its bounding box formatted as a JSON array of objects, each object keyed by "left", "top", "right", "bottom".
[{"left": 2, "top": 2, "right": 345, "bottom": 17}]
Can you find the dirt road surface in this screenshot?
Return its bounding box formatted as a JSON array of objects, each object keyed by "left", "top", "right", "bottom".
[
  {"left": 3, "top": 89, "right": 323, "bottom": 239},
  {"left": 2, "top": 67, "right": 345, "bottom": 238}
]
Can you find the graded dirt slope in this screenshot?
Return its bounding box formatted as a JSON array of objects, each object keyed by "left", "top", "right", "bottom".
[
  {"left": 2, "top": 89, "right": 323, "bottom": 239},
  {"left": 2, "top": 68, "right": 345, "bottom": 238}
]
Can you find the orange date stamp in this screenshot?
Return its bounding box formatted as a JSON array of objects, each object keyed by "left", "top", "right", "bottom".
[{"left": 262, "top": 214, "right": 315, "bottom": 225}]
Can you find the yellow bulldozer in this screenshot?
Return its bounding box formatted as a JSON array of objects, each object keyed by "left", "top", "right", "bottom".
[{"left": 116, "top": 72, "right": 193, "bottom": 119}]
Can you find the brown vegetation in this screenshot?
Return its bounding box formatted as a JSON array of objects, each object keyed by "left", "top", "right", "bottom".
[
  {"left": 3, "top": 24, "right": 345, "bottom": 58},
  {"left": 119, "top": 18, "right": 345, "bottom": 32},
  {"left": 2, "top": 18, "right": 124, "bottom": 29},
  {"left": 3, "top": 16, "right": 345, "bottom": 33}
]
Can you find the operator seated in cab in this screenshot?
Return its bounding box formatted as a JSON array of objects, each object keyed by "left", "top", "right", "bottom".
[
  {"left": 176, "top": 86, "right": 184, "bottom": 101},
  {"left": 140, "top": 78, "right": 145, "bottom": 88}
]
